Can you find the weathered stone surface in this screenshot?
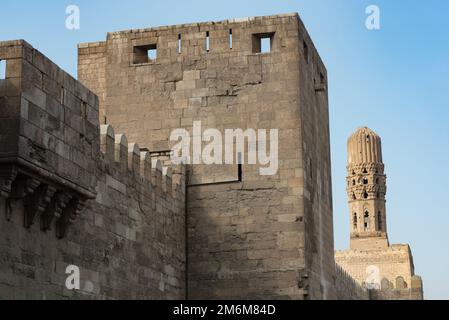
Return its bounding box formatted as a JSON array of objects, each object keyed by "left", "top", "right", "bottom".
[
  {"left": 78, "top": 13, "right": 335, "bottom": 300},
  {"left": 0, "top": 40, "right": 186, "bottom": 299},
  {"left": 335, "top": 127, "right": 423, "bottom": 300},
  {"left": 0, "top": 14, "right": 422, "bottom": 301}
]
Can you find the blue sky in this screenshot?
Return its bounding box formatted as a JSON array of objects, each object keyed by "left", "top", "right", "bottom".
[{"left": 1, "top": 0, "right": 448, "bottom": 299}]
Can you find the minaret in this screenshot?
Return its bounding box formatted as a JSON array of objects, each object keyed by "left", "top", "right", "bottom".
[{"left": 346, "top": 127, "right": 388, "bottom": 250}]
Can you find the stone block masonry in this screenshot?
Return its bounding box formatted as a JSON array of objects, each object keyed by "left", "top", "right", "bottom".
[
  {"left": 334, "top": 127, "right": 423, "bottom": 300},
  {"left": 0, "top": 13, "right": 423, "bottom": 301},
  {"left": 334, "top": 263, "right": 369, "bottom": 300},
  {"left": 335, "top": 245, "right": 423, "bottom": 300},
  {"left": 79, "top": 13, "right": 335, "bottom": 299},
  {"left": 0, "top": 40, "right": 98, "bottom": 237},
  {"left": 0, "top": 40, "right": 186, "bottom": 299}
]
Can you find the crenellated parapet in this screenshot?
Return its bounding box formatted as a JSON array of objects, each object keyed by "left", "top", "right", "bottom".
[
  {"left": 335, "top": 245, "right": 424, "bottom": 300},
  {"left": 335, "top": 263, "right": 369, "bottom": 300},
  {"left": 0, "top": 40, "right": 185, "bottom": 239},
  {"left": 98, "top": 124, "right": 185, "bottom": 206}
]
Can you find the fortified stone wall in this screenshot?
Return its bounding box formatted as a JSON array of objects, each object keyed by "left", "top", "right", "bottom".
[
  {"left": 0, "top": 40, "right": 186, "bottom": 299},
  {"left": 334, "top": 263, "right": 369, "bottom": 300},
  {"left": 334, "top": 261, "right": 422, "bottom": 300},
  {"left": 78, "top": 13, "right": 336, "bottom": 299},
  {"left": 335, "top": 244, "right": 414, "bottom": 287},
  {"left": 0, "top": 17, "right": 423, "bottom": 301},
  {"left": 335, "top": 245, "right": 423, "bottom": 300},
  {"left": 370, "top": 275, "right": 423, "bottom": 300},
  {"left": 77, "top": 41, "right": 107, "bottom": 123},
  {"left": 296, "top": 17, "right": 334, "bottom": 298}
]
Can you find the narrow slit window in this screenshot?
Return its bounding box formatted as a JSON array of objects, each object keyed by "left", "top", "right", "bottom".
[
  {"left": 303, "top": 41, "right": 309, "bottom": 63},
  {"left": 60, "top": 87, "right": 65, "bottom": 104},
  {"left": 81, "top": 101, "right": 87, "bottom": 119},
  {"left": 309, "top": 158, "right": 313, "bottom": 179},
  {"left": 252, "top": 33, "right": 274, "bottom": 54},
  {"left": 237, "top": 152, "right": 243, "bottom": 181},
  {"left": 178, "top": 34, "right": 182, "bottom": 54},
  {"left": 206, "top": 31, "right": 210, "bottom": 52},
  {"left": 353, "top": 213, "right": 358, "bottom": 229},
  {"left": 229, "top": 29, "right": 233, "bottom": 49},
  {"left": 0, "top": 60, "right": 6, "bottom": 79},
  {"left": 377, "top": 211, "right": 382, "bottom": 230},
  {"left": 133, "top": 44, "right": 157, "bottom": 64}
]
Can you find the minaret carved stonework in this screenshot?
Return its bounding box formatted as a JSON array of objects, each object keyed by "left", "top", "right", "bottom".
[
  {"left": 336, "top": 126, "right": 423, "bottom": 299},
  {"left": 346, "top": 127, "right": 388, "bottom": 250}
]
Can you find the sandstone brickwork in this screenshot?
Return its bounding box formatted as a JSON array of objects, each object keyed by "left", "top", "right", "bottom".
[
  {"left": 334, "top": 263, "right": 369, "bottom": 300},
  {"left": 0, "top": 13, "right": 423, "bottom": 301},
  {"left": 78, "top": 13, "right": 335, "bottom": 300},
  {"left": 0, "top": 40, "right": 186, "bottom": 299}
]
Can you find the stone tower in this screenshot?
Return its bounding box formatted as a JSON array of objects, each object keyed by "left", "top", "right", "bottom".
[
  {"left": 335, "top": 127, "right": 424, "bottom": 300},
  {"left": 78, "top": 13, "right": 336, "bottom": 299},
  {"left": 346, "top": 127, "right": 388, "bottom": 250}
]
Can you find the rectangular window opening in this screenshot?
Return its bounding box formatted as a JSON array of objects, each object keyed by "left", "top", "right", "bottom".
[
  {"left": 206, "top": 31, "right": 210, "bottom": 52},
  {"left": 252, "top": 33, "right": 274, "bottom": 54},
  {"left": 178, "top": 34, "right": 182, "bottom": 54},
  {"left": 0, "top": 60, "right": 6, "bottom": 79},
  {"left": 133, "top": 44, "right": 157, "bottom": 64},
  {"left": 229, "top": 29, "right": 233, "bottom": 49}
]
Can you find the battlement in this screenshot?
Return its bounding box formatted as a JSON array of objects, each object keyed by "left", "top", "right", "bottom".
[
  {"left": 335, "top": 260, "right": 423, "bottom": 300},
  {"left": 98, "top": 124, "right": 185, "bottom": 201},
  {"left": 335, "top": 244, "right": 411, "bottom": 257},
  {"left": 0, "top": 40, "right": 185, "bottom": 241},
  {"left": 106, "top": 13, "right": 299, "bottom": 36},
  {"left": 335, "top": 263, "right": 369, "bottom": 300},
  {"left": 0, "top": 11, "right": 424, "bottom": 300},
  {"left": 0, "top": 40, "right": 187, "bottom": 299},
  {"left": 78, "top": 12, "right": 328, "bottom": 131},
  {"left": 78, "top": 12, "right": 326, "bottom": 73},
  {"left": 77, "top": 12, "right": 335, "bottom": 300},
  {"left": 335, "top": 244, "right": 423, "bottom": 299}
]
